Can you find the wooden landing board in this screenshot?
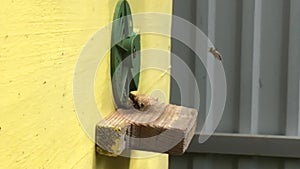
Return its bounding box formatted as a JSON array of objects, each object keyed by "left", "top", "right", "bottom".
[{"left": 96, "top": 95, "right": 198, "bottom": 156}]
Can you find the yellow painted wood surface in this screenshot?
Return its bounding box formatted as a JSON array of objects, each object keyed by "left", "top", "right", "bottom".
[{"left": 0, "top": 0, "right": 172, "bottom": 169}]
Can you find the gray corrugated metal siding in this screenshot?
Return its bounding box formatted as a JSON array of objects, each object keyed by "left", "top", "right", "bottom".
[{"left": 170, "top": 0, "right": 300, "bottom": 168}]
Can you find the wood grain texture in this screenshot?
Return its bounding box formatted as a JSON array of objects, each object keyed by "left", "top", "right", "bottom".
[{"left": 96, "top": 95, "right": 197, "bottom": 156}]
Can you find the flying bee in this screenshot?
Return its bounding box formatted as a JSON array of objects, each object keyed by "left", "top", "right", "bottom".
[{"left": 209, "top": 47, "right": 222, "bottom": 61}]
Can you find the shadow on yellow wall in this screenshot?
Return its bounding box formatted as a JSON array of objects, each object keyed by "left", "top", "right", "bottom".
[{"left": 0, "top": 0, "right": 172, "bottom": 169}]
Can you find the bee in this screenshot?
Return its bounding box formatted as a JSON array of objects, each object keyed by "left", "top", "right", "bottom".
[
  {"left": 209, "top": 47, "right": 222, "bottom": 61},
  {"left": 129, "top": 93, "right": 151, "bottom": 111},
  {"left": 129, "top": 93, "right": 145, "bottom": 110}
]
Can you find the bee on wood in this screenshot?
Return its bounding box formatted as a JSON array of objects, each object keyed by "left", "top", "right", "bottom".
[
  {"left": 129, "top": 93, "right": 151, "bottom": 111},
  {"left": 209, "top": 47, "right": 222, "bottom": 61},
  {"left": 129, "top": 93, "right": 145, "bottom": 110}
]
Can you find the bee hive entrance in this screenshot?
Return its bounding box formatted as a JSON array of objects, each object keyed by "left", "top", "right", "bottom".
[{"left": 95, "top": 94, "right": 198, "bottom": 156}]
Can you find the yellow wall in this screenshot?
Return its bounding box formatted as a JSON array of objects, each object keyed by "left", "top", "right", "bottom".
[{"left": 0, "top": 0, "right": 172, "bottom": 169}]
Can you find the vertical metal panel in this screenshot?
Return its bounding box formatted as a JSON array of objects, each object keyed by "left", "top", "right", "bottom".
[
  {"left": 204, "top": 0, "right": 216, "bottom": 132},
  {"left": 194, "top": 0, "right": 209, "bottom": 131},
  {"left": 239, "top": 0, "right": 261, "bottom": 134},
  {"left": 258, "top": 0, "right": 289, "bottom": 135},
  {"left": 171, "top": 0, "right": 300, "bottom": 168},
  {"left": 286, "top": 0, "right": 300, "bottom": 136},
  {"left": 284, "top": 0, "right": 300, "bottom": 168},
  {"left": 213, "top": 0, "right": 242, "bottom": 133},
  {"left": 170, "top": 0, "right": 196, "bottom": 108}
]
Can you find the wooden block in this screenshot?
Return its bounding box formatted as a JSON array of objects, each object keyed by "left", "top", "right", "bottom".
[{"left": 95, "top": 95, "right": 198, "bottom": 156}]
